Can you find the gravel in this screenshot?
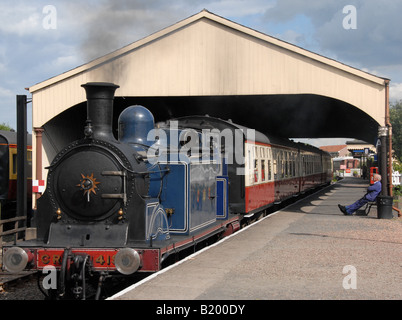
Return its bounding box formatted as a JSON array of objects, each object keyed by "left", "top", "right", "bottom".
[{"left": 0, "top": 274, "right": 45, "bottom": 300}]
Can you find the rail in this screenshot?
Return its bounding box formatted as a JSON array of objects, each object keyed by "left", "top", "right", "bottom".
[{"left": 0, "top": 216, "right": 27, "bottom": 246}]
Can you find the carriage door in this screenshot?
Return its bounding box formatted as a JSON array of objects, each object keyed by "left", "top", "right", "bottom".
[{"left": 216, "top": 176, "right": 228, "bottom": 219}]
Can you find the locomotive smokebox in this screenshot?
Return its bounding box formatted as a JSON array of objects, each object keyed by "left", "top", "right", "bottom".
[{"left": 81, "top": 82, "right": 120, "bottom": 141}]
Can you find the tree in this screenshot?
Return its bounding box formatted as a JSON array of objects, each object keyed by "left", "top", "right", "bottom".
[
  {"left": 390, "top": 100, "right": 402, "bottom": 161},
  {"left": 0, "top": 122, "right": 14, "bottom": 131}
]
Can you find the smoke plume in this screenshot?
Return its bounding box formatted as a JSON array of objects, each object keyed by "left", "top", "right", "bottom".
[{"left": 78, "top": 0, "right": 188, "bottom": 61}]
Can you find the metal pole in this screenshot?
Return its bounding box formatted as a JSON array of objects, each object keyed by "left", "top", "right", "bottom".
[
  {"left": 34, "top": 127, "right": 44, "bottom": 209},
  {"left": 384, "top": 80, "right": 393, "bottom": 196},
  {"left": 16, "top": 95, "right": 27, "bottom": 229},
  {"left": 378, "top": 126, "right": 388, "bottom": 196}
]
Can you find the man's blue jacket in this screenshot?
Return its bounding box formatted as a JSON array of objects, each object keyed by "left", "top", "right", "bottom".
[{"left": 365, "top": 181, "right": 382, "bottom": 201}]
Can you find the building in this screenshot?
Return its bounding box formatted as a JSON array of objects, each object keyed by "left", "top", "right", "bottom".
[
  {"left": 319, "top": 145, "right": 348, "bottom": 158},
  {"left": 346, "top": 139, "right": 377, "bottom": 158}
]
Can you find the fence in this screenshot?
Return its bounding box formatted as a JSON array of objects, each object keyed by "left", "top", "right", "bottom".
[{"left": 0, "top": 216, "right": 27, "bottom": 246}]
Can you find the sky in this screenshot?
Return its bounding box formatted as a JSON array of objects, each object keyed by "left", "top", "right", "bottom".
[{"left": 1, "top": 0, "right": 402, "bottom": 147}]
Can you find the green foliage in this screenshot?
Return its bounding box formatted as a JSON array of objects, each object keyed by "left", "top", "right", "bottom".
[
  {"left": 393, "top": 185, "right": 402, "bottom": 196},
  {"left": 390, "top": 100, "right": 402, "bottom": 161},
  {"left": 393, "top": 160, "right": 402, "bottom": 172},
  {"left": 0, "top": 122, "right": 14, "bottom": 131}
]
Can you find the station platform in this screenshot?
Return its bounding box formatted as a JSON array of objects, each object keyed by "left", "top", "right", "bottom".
[{"left": 110, "top": 177, "right": 401, "bottom": 300}]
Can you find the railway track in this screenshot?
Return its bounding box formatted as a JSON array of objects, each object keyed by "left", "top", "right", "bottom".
[
  {"left": 0, "top": 271, "right": 40, "bottom": 300},
  {"left": 0, "top": 270, "right": 152, "bottom": 300}
]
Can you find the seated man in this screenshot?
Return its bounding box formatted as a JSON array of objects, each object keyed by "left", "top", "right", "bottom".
[{"left": 338, "top": 174, "right": 382, "bottom": 216}]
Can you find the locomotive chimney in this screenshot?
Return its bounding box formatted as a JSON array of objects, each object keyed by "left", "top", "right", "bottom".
[{"left": 81, "top": 82, "right": 120, "bottom": 141}]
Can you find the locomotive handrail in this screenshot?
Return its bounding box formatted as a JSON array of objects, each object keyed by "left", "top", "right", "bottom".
[{"left": 101, "top": 170, "right": 128, "bottom": 205}]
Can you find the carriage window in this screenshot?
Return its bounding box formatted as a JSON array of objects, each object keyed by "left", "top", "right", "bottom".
[
  {"left": 254, "top": 159, "right": 259, "bottom": 183},
  {"left": 261, "top": 159, "right": 266, "bottom": 181},
  {"left": 289, "top": 154, "right": 293, "bottom": 178},
  {"left": 313, "top": 156, "right": 315, "bottom": 174},
  {"left": 12, "top": 154, "right": 17, "bottom": 175},
  {"left": 268, "top": 160, "right": 272, "bottom": 181},
  {"left": 290, "top": 153, "right": 293, "bottom": 177},
  {"left": 313, "top": 155, "right": 315, "bottom": 173},
  {"left": 288, "top": 152, "right": 291, "bottom": 177},
  {"left": 284, "top": 153, "right": 288, "bottom": 178},
  {"left": 310, "top": 156, "right": 313, "bottom": 174}
]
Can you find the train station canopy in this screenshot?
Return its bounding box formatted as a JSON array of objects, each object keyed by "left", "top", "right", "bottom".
[{"left": 29, "top": 10, "right": 389, "bottom": 172}]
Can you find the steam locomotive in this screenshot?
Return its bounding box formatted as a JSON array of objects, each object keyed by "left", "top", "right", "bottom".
[{"left": 2, "top": 82, "right": 332, "bottom": 299}]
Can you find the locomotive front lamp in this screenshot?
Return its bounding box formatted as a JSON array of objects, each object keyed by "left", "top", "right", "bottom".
[
  {"left": 114, "top": 248, "right": 141, "bottom": 275},
  {"left": 3, "top": 247, "right": 33, "bottom": 273}
]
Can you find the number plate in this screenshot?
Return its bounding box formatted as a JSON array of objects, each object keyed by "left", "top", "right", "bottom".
[{"left": 37, "top": 249, "right": 117, "bottom": 270}]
